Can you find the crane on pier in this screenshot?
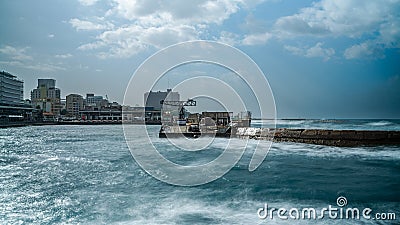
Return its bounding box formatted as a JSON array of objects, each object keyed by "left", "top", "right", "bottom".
[{"left": 160, "top": 99, "right": 196, "bottom": 125}]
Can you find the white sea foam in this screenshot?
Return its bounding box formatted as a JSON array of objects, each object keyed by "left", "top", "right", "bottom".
[
  {"left": 268, "top": 142, "right": 400, "bottom": 161},
  {"left": 110, "top": 195, "right": 374, "bottom": 225},
  {"left": 252, "top": 119, "right": 307, "bottom": 126},
  {"left": 365, "top": 120, "right": 393, "bottom": 126}
]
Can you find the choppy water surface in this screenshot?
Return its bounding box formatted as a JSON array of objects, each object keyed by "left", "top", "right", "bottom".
[
  {"left": 253, "top": 119, "right": 400, "bottom": 130},
  {"left": 1, "top": 121, "right": 399, "bottom": 224}
]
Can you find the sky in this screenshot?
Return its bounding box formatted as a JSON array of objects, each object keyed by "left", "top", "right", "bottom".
[{"left": 0, "top": 0, "right": 399, "bottom": 118}]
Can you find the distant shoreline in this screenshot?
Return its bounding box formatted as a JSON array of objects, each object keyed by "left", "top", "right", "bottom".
[{"left": 0, "top": 121, "right": 162, "bottom": 128}]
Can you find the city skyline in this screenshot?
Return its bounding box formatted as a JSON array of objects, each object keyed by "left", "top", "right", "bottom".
[{"left": 1, "top": 0, "right": 399, "bottom": 118}]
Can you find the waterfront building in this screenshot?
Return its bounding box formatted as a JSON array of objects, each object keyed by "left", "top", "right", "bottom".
[
  {"left": 31, "top": 78, "right": 62, "bottom": 116},
  {"left": 0, "top": 71, "right": 34, "bottom": 124},
  {"left": 80, "top": 102, "right": 122, "bottom": 121},
  {"left": 122, "top": 106, "right": 145, "bottom": 123},
  {"left": 0, "top": 71, "right": 24, "bottom": 106},
  {"left": 66, "top": 94, "right": 84, "bottom": 117},
  {"left": 85, "top": 93, "right": 108, "bottom": 108},
  {"left": 78, "top": 96, "right": 122, "bottom": 121},
  {"left": 121, "top": 106, "right": 162, "bottom": 124},
  {"left": 143, "top": 89, "right": 180, "bottom": 124},
  {"left": 201, "top": 111, "right": 232, "bottom": 126},
  {"left": 144, "top": 89, "right": 180, "bottom": 111},
  {"left": 60, "top": 99, "right": 66, "bottom": 112},
  {"left": 79, "top": 109, "right": 122, "bottom": 121}
]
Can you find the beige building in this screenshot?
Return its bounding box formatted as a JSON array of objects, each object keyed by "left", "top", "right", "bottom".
[
  {"left": 30, "top": 79, "right": 61, "bottom": 116},
  {"left": 66, "top": 94, "right": 84, "bottom": 116}
]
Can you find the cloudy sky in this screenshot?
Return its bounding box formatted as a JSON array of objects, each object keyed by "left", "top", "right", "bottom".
[{"left": 0, "top": 0, "right": 399, "bottom": 118}]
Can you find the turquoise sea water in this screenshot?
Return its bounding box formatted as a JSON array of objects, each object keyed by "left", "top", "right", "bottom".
[
  {"left": 1, "top": 120, "right": 399, "bottom": 224},
  {"left": 253, "top": 119, "right": 400, "bottom": 130}
]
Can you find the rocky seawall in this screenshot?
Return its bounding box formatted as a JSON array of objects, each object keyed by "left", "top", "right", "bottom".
[{"left": 235, "top": 128, "right": 400, "bottom": 147}]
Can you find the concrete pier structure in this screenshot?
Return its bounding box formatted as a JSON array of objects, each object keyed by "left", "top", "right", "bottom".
[{"left": 235, "top": 128, "right": 400, "bottom": 147}]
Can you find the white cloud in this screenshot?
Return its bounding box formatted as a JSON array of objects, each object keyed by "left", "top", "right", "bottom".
[
  {"left": 379, "top": 19, "right": 400, "bottom": 48},
  {"left": 215, "top": 31, "right": 241, "bottom": 46},
  {"left": 275, "top": 0, "right": 396, "bottom": 37},
  {"left": 274, "top": 0, "right": 400, "bottom": 59},
  {"left": 285, "top": 42, "right": 335, "bottom": 61},
  {"left": 344, "top": 42, "right": 384, "bottom": 59},
  {"left": 344, "top": 18, "right": 400, "bottom": 59},
  {"left": 0, "top": 60, "right": 65, "bottom": 72},
  {"left": 25, "top": 63, "right": 66, "bottom": 72},
  {"left": 284, "top": 45, "right": 304, "bottom": 56},
  {"left": 69, "top": 18, "right": 114, "bottom": 31},
  {"left": 0, "top": 45, "right": 33, "bottom": 61},
  {"left": 140, "top": 25, "right": 198, "bottom": 48},
  {"left": 78, "top": 0, "right": 99, "bottom": 6},
  {"left": 111, "top": 0, "right": 241, "bottom": 25},
  {"left": 55, "top": 53, "right": 73, "bottom": 58},
  {"left": 48, "top": 34, "right": 55, "bottom": 38},
  {"left": 0, "top": 45, "right": 66, "bottom": 71},
  {"left": 71, "top": 0, "right": 400, "bottom": 60},
  {"left": 79, "top": 23, "right": 199, "bottom": 58},
  {"left": 72, "top": 0, "right": 262, "bottom": 58},
  {"left": 77, "top": 41, "right": 106, "bottom": 51},
  {"left": 305, "top": 42, "right": 335, "bottom": 60},
  {"left": 242, "top": 32, "right": 272, "bottom": 45}
]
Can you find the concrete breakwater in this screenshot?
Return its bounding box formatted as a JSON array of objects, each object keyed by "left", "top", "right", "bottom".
[{"left": 236, "top": 128, "right": 400, "bottom": 147}]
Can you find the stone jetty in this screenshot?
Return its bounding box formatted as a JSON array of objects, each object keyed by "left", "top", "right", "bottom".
[{"left": 235, "top": 128, "right": 400, "bottom": 147}]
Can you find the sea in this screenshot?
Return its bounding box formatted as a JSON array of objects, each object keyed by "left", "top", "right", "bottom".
[{"left": 1, "top": 119, "right": 399, "bottom": 224}]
